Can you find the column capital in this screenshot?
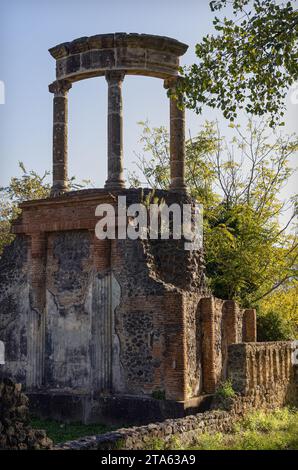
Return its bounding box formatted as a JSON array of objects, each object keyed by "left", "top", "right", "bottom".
[
  {"left": 49, "top": 80, "right": 72, "bottom": 96},
  {"left": 105, "top": 70, "right": 125, "bottom": 84},
  {"left": 164, "top": 75, "right": 184, "bottom": 91}
]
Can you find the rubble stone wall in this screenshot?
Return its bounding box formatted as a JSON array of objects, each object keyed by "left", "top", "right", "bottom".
[
  {"left": 56, "top": 409, "right": 237, "bottom": 450},
  {"left": 227, "top": 342, "right": 298, "bottom": 409},
  {"left": 0, "top": 378, "right": 52, "bottom": 450}
]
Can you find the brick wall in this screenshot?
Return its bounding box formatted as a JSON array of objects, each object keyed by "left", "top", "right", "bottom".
[
  {"left": 199, "top": 298, "right": 256, "bottom": 394},
  {"left": 1, "top": 188, "right": 257, "bottom": 409}
]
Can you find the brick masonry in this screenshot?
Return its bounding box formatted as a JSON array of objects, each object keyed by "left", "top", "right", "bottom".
[
  {"left": 56, "top": 342, "right": 298, "bottom": 449},
  {"left": 0, "top": 31, "right": 295, "bottom": 436},
  {"left": 0, "top": 188, "right": 256, "bottom": 417}
]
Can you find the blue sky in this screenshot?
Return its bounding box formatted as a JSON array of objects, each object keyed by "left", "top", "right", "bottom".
[{"left": 0, "top": 0, "right": 297, "bottom": 203}]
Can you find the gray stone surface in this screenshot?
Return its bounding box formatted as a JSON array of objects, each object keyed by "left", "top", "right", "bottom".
[
  {"left": 0, "top": 340, "right": 4, "bottom": 364},
  {"left": 49, "top": 33, "right": 188, "bottom": 81},
  {"left": 48, "top": 33, "right": 188, "bottom": 192}
]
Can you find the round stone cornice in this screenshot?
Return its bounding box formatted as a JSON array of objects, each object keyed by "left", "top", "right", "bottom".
[
  {"left": 49, "top": 33, "right": 188, "bottom": 59},
  {"left": 49, "top": 32, "right": 189, "bottom": 83}
]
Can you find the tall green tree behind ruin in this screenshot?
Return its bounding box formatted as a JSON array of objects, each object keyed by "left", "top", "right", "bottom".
[
  {"left": 129, "top": 119, "right": 298, "bottom": 338},
  {"left": 178, "top": 0, "right": 298, "bottom": 126}
]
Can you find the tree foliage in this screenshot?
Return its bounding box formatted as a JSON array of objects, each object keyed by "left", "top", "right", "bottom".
[
  {"left": 0, "top": 162, "right": 90, "bottom": 255},
  {"left": 179, "top": 0, "right": 298, "bottom": 126},
  {"left": 129, "top": 120, "right": 298, "bottom": 338}
]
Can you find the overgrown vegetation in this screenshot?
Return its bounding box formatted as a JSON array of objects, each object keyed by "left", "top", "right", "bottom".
[
  {"left": 30, "top": 417, "right": 114, "bottom": 445},
  {"left": 30, "top": 408, "right": 298, "bottom": 449},
  {"left": 0, "top": 162, "right": 91, "bottom": 255},
  {"left": 257, "top": 280, "right": 298, "bottom": 340},
  {"left": 215, "top": 380, "right": 236, "bottom": 400},
  {"left": 189, "top": 408, "right": 298, "bottom": 450},
  {"left": 129, "top": 119, "right": 298, "bottom": 340},
  {"left": 146, "top": 408, "right": 298, "bottom": 450}
]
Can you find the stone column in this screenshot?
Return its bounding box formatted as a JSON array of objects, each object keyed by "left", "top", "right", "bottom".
[
  {"left": 49, "top": 80, "right": 72, "bottom": 197},
  {"left": 105, "top": 71, "right": 125, "bottom": 190},
  {"left": 164, "top": 77, "right": 186, "bottom": 192}
]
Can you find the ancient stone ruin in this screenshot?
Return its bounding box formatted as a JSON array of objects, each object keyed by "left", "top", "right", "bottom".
[
  {"left": 0, "top": 378, "right": 52, "bottom": 450},
  {"left": 0, "top": 33, "right": 297, "bottom": 426}
]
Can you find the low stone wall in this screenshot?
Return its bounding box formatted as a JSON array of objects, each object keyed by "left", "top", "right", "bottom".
[
  {"left": 2, "top": 342, "right": 296, "bottom": 450},
  {"left": 56, "top": 409, "right": 238, "bottom": 450},
  {"left": 227, "top": 342, "right": 298, "bottom": 409},
  {"left": 56, "top": 341, "right": 298, "bottom": 450},
  {"left": 0, "top": 379, "right": 52, "bottom": 450}
]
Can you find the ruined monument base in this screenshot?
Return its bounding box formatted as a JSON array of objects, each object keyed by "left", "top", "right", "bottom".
[
  {"left": 0, "top": 188, "right": 257, "bottom": 424},
  {"left": 27, "top": 391, "right": 213, "bottom": 425}
]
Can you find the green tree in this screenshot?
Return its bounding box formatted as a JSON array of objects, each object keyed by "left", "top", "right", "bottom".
[
  {"left": 179, "top": 0, "right": 298, "bottom": 126},
  {"left": 0, "top": 162, "right": 90, "bottom": 255},
  {"left": 129, "top": 120, "right": 220, "bottom": 208},
  {"left": 129, "top": 119, "right": 298, "bottom": 327},
  {"left": 257, "top": 279, "right": 298, "bottom": 340}
]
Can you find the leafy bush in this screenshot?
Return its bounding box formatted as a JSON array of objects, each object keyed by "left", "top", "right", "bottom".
[
  {"left": 215, "top": 380, "right": 236, "bottom": 400},
  {"left": 130, "top": 120, "right": 298, "bottom": 310},
  {"left": 257, "top": 310, "right": 295, "bottom": 341}
]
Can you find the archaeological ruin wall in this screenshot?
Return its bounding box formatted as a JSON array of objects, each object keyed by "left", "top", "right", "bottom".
[{"left": 0, "top": 33, "right": 265, "bottom": 424}]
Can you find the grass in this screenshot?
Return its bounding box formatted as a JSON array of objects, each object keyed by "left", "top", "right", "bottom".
[
  {"left": 146, "top": 408, "right": 298, "bottom": 450},
  {"left": 30, "top": 417, "right": 114, "bottom": 445},
  {"left": 190, "top": 408, "right": 298, "bottom": 450},
  {"left": 31, "top": 408, "right": 298, "bottom": 449}
]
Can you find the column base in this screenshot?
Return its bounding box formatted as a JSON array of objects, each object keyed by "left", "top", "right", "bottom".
[
  {"left": 104, "top": 179, "right": 126, "bottom": 190},
  {"left": 50, "top": 185, "right": 68, "bottom": 197},
  {"left": 169, "top": 184, "right": 187, "bottom": 193}
]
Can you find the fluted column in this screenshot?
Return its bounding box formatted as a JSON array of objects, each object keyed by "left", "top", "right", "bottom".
[
  {"left": 164, "top": 77, "right": 186, "bottom": 192},
  {"left": 105, "top": 71, "right": 125, "bottom": 190},
  {"left": 29, "top": 232, "right": 46, "bottom": 387},
  {"left": 49, "top": 80, "right": 72, "bottom": 197}
]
